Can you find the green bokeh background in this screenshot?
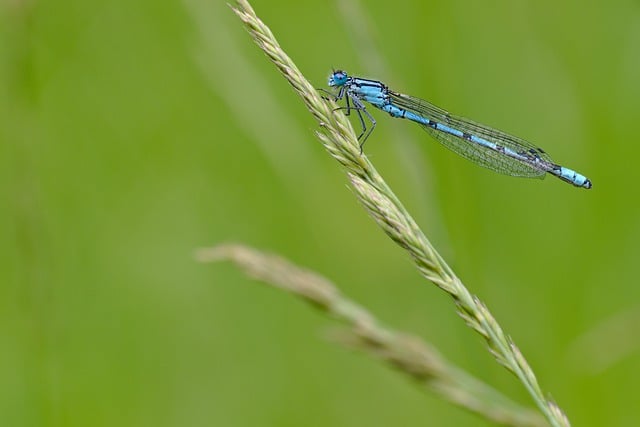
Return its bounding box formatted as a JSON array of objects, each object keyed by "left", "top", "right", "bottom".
[{"left": 3, "top": 0, "right": 639, "bottom": 425}]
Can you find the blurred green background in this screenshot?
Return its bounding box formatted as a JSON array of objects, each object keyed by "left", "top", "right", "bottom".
[{"left": 2, "top": 0, "right": 639, "bottom": 425}]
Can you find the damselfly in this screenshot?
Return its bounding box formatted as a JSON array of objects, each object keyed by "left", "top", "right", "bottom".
[{"left": 327, "top": 70, "right": 591, "bottom": 189}]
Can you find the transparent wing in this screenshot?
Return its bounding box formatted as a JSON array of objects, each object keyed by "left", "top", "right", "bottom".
[{"left": 389, "top": 91, "right": 550, "bottom": 178}]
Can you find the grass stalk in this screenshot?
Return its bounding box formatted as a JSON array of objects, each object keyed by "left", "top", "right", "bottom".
[
  {"left": 230, "top": 1, "right": 570, "bottom": 425},
  {"left": 198, "top": 243, "right": 546, "bottom": 427}
]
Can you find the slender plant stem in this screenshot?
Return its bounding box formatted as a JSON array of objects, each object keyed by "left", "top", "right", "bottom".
[
  {"left": 199, "top": 243, "right": 547, "bottom": 427},
  {"left": 230, "top": 1, "right": 570, "bottom": 426}
]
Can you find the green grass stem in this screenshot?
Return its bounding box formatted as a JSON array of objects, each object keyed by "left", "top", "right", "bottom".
[
  {"left": 198, "top": 243, "right": 547, "bottom": 427},
  {"left": 229, "top": 1, "right": 570, "bottom": 425}
]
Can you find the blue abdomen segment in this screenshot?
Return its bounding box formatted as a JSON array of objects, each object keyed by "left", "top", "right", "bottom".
[
  {"left": 383, "top": 105, "right": 509, "bottom": 154},
  {"left": 552, "top": 166, "right": 592, "bottom": 189}
]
